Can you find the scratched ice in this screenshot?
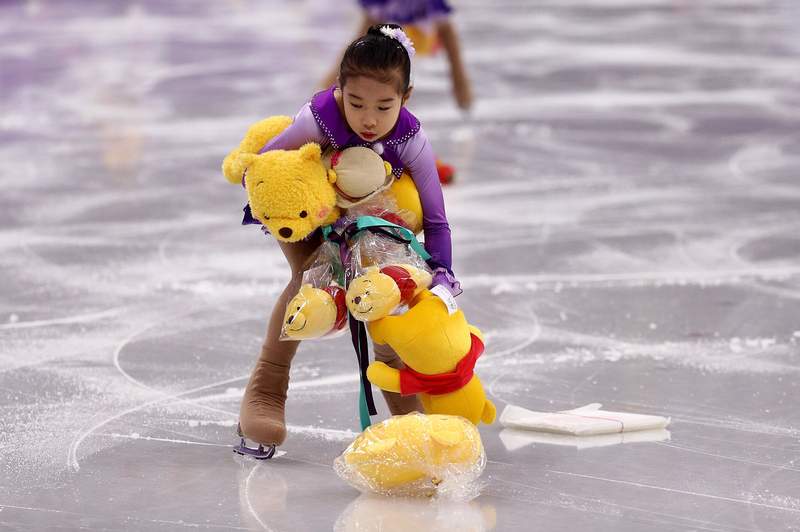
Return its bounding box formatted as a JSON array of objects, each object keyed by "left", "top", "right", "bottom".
[{"left": 1, "top": 0, "right": 800, "bottom": 530}]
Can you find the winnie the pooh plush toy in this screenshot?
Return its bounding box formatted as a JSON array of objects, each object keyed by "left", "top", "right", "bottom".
[
  {"left": 282, "top": 283, "right": 347, "bottom": 340},
  {"left": 223, "top": 116, "right": 420, "bottom": 242},
  {"left": 334, "top": 412, "right": 485, "bottom": 497},
  {"left": 346, "top": 264, "right": 432, "bottom": 322},
  {"left": 366, "top": 290, "right": 496, "bottom": 426},
  {"left": 221, "top": 115, "right": 294, "bottom": 185},
  {"left": 238, "top": 144, "right": 340, "bottom": 242}
]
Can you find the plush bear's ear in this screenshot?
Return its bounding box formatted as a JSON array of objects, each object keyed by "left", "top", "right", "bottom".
[
  {"left": 384, "top": 161, "right": 393, "bottom": 177},
  {"left": 238, "top": 153, "right": 258, "bottom": 172},
  {"left": 327, "top": 168, "right": 337, "bottom": 184},
  {"left": 299, "top": 143, "right": 322, "bottom": 162}
]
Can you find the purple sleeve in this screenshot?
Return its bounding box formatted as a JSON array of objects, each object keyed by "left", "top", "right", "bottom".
[
  {"left": 258, "top": 103, "right": 326, "bottom": 153},
  {"left": 399, "top": 128, "right": 453, "bottom": 273}
]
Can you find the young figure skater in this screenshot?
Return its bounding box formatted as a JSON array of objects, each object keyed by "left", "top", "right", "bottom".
[
  {"left": 320, "top": 1, "right": 471, "bottom": 185},
  {"left": 322, "top": 0, "right": 473, "bottom": 110},
  {"left": 238, "top": 24, "right": 461, "bottom": 453}
]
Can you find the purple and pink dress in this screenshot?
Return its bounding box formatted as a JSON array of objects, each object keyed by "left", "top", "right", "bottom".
[
  {"left": 358, "top": 0, "right": 453, "bottom": 26},
  {"left": 246, "top": 86, "right": 460, "bottom": 294}
]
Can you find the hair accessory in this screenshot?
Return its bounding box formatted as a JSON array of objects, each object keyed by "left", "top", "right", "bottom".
[{"left": 379, "top": 25, "right": 416, "bottom": 60}]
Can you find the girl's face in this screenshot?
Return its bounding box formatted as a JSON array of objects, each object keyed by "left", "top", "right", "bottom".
[{"left": 341, "top": 75, "right": 409, "bottom": 142}]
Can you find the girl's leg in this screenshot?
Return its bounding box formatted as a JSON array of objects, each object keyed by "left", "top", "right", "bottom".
[
  {"left": 437, "top": 19, "right": 473, "bottom": 111},
  {"left": 372, "top": 341, "right": 423, "bottom": 415},
  {"left": 239, "top": 236, "right": 320, "bottom": 446}
]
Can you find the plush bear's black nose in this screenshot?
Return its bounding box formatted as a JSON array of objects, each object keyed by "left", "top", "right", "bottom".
[
  {"left": 279, "top": 227, "right": 292, "bottom": 239},
  {"left": 353, "top": 296, "right": 361, "bottom": 304},
  {"left": 286, "top": 315, "right": 294, "bottom": 324}
]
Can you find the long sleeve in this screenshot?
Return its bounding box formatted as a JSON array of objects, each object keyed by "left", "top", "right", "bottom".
[
  {"left": 258, "top": 103, "right": 326, "bottom": 153},
  {"left": 397, "top": 127, "right": 453, "bottom": 273}
]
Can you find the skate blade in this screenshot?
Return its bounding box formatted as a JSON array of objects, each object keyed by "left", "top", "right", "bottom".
[{"left": 233, "top": 438, "right": 277, "bottom": 460}]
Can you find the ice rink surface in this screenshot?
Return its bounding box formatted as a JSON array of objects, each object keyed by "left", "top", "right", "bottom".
[{"left": 2, "top": 0, "right": 800, "bottom": 530}]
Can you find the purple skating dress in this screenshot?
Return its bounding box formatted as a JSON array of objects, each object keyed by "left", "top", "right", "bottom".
[
  {"left": 358, "top": 0, "right": 453, "bottom": 25},
  {"left": 247, "top": 87, "right": 459, "bottom": 294}
]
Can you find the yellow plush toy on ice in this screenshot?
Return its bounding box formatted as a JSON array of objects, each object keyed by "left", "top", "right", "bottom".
[
  {"left": 367, "top": 290, "right": 496, "bottom": 426},
  {"left": 346, "top": 264, "right": 432, "bottom": 322},
  {"left": 334, "top": 412, "right": 485, "bottom": 497}
]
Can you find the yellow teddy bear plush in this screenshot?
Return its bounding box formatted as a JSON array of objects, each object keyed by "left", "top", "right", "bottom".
[
  {"left": 238, "top": 144, "right": 340, "bottom": 242},
  {"left": 334, "top": 412, "right": 485, "bottom": 497},
  {"left": 282, "top": 283, "right": 347, "bottom": 340},
  {"left": 222, "top": 115, "right": 294, "bottom": 185},
  {"left": 223, "top": 116, "right": 415, "bottom": 242},
  {"left": 346, "top": 264, "right": 432, "bottom": 322},
  {"left": 366, "top": 290, "right": 496, "bottom": 426}
]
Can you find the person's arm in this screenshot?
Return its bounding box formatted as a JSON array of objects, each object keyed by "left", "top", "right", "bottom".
[
  {"left": 400, "top": 129, "right": 461, "bottom": 295},
  {"left": 258, "top": 103, "right": 325, "bottom": 153},
  {"left": 237, "top": 104, "right": 326, "bottom": 188},
  {"left": 436, "top": 19, "right": 472, "bottom": 111}
]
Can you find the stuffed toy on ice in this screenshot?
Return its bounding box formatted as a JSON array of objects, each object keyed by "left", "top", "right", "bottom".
[
  {"left": 346, "top": 264, "right": 432, "bottom": 322},
  {"left": 367, "top": 290, "right": 496, "bottom": 426},
  {"left": 334, "top": 412, "right": 485, "bottom": 497},
  {"left": 282, "top": 283, "right": 347, "bottom": 340}
]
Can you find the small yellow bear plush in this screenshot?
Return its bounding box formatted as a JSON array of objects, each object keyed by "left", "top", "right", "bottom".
[
  {"left": 282, "top": 283, "right": 347, "bottom": 340},
  {"left": 346, "top": 264, "right": 432, "bottom": 322},
  {"left": 334, "top": 412, "right": 485, "bottom": 497},
  {"left": 367, "top": 290, "right": 496, "bottom": 426}
]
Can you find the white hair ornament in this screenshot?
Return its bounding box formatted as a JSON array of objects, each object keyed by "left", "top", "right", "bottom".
[{"left": 379, "top": 25, "right": 416, "bottom": 60}]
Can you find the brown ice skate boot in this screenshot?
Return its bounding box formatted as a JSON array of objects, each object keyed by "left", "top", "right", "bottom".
[
  {"left": 235, "top": 344, "right": 293, "bottom": 458},
  {"left": 373, "top": 342, "right": 423, "bottom": 415}
]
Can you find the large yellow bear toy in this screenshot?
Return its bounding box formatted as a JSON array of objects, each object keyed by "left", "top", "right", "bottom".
[
  {"left": 222, "top": 115, "right": 294, "bottom": 185},
  {"left": 367, "top": 291, "right": 496, "bottom": 426},
  {"left": 223, "top": 117, "right": 424, "bottom": 242},
  {"left": 238, "top": 144, "right": 340, "bottom": 242},
  {"left": 334, "top": 412, "right": 485, "bottom": 497}
]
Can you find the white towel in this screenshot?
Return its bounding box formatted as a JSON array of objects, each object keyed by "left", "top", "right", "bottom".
[
  {"left": 499, "top": 427, "right": 671, "bottom": 451},
  {"left": 499, "top": 403, "right": 670, "bottom": 436}
]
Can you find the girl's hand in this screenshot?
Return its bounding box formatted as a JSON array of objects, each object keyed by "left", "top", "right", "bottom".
[{"left": 431, "top": 267, "right": 462, "bottom": 297}]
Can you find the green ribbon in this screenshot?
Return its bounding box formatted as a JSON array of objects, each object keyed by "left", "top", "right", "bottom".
[
  {"left": 323, "top": 215, "right": 430, "bottom": 261},
  {"left": 322, "top": 215, "right": 430, "bottom": 432}
]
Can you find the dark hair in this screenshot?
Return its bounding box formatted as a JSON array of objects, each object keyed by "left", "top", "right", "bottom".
[{"left": 339, "top": 23, "right": 412, "bottom": 94}]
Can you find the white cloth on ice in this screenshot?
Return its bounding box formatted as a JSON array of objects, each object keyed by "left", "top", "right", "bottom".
[
  {"left": 499, "top": 403, "right": 670, "bottom": 436},
  {"left": 499, "top": 427, "right": 671, "bottom": 451}
]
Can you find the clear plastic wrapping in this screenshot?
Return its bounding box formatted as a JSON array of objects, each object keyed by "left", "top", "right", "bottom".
[
  {"left": 346, "top": 190, "right": 419, "bottom": 234},
  {"left": 280, "top": 241, "right": 348, "bottom": 341},
  {"left": 281, "top": 193, "right": 431, "bottom": 338},
  {"left": 344, "top": 230, "right": 433, "bottom": 322},
  {"left": 340, "top": 195, "right": 432, "bottom": 322},
  {"left": 334, "top": 413, "right": 486, "bottom": 498}
]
